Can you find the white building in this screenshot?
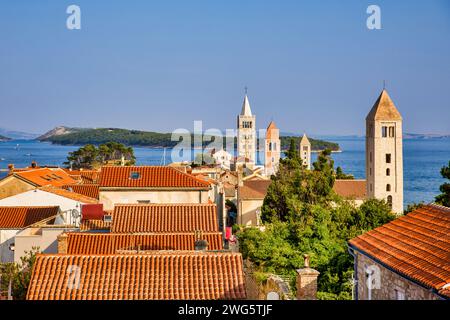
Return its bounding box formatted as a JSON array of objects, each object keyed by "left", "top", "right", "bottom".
[
  {"left": 211, "top": 149, "right": 233, "bottom": 170},
  {"left": 0, "top": 187, "right": 98, "bottom": 226},
  {"left": 0, "top": 206, "right": 62, "bottom": 263}
]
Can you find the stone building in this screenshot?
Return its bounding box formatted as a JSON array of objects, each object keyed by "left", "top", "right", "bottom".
[
  {"left": 264, "top": 121, "right": 281, "bottom": 176},
  {"left": 299, "top": 134, "right": 311, "bottom": 170},
  {"left": 237, "top": 94, "right": 256, "bottom": 163},
  {"left": 348, "top": 204, "right": 449, "bottom": 300},
  {"left": 366, "top": 89, "right": 403, "bottom": 214}
]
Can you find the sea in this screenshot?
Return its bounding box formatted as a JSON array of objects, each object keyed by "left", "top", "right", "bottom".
[{"left": 0, "top": 138, "right": 449, "bottom": 207}]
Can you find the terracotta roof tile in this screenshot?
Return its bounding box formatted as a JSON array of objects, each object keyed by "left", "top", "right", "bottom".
[
  {"left": 27, "top": 252, "right": 246, "bottom": 300},
  {"left": 238, "top": 180, "right": 272, "bottom": 200},
  {"left": 66, "top": 232, "right": 223, "bottom": 253},
  {"left": 79, "top": 219, "right": 111, "bottom": 231},
  {"left": 0, "top": 206, "right": 59, "bottom": 229},
  {"left": 63, "top": 184, "right": 99, "bottom": 199},
  {"left": 14, "top": 168, "right": 77, "bottom": 187},
  {"left": 349, "top": 204, "right": 450, "bottom": 293},
  {"left": 333, "top": 179, "right": 367, "bottom": 200},
  {"left": 39, "top": 186, "right": 98, "bottom": 204},
  {"left": 99, "top": 166, "right": 210, "bottom": 189},
  {"left": 64, "top": 169, "right": 100, "bottom": 184},
  {"left": 111, "top": 204, "right": 219, "bottom": 233}
]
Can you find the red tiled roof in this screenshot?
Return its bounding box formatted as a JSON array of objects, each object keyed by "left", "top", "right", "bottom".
[
  {"left": 39, "top": 186, "right": 98, "bottom": 204},
  {"left": 349, "top": 204, "right": 450, "bottom": 295},
  {"left": 14, "top": 168, "right": 77, "bottom": 187},
  {"left": 27, "top": 252, "right": 246, "bottom": 300},
  {"left": 64, "top": 169, "right": 100, "bottom": 184},
  {"left": 63, "top": 184, "right": 99, "bottom": 199},
  {"left": 111, "top": 204, "right": 219, "bottom": 233},
  {"left": 238, "top": 180, "right": 272, "bottom": 200},
  {"left": 333, "top": 179, "right": 367, "bottom": 200},
  {"left": 66, "top": 232, "right": 223, "bottom": 253},
  {"left": 0, "top": 206, "right": 59, "bottom": 229},
  {"left": 99, "top": 166, "right": 210, "bottom": 189},
  {"left": 79, "top": 219, "right": 111, "bottom": 231}
]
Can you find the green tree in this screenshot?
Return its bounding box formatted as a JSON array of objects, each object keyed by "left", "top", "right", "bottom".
[
  {"left": 0, "top": 247, "right": 40, "bottom": 300},
  {"left": 240, "top": 148, "right": 396, "bottom": 300},
  {"left": 435, "top": 161, "right": 450, "bottom": 207},
  {"left": 285, "top": 138, "right": 299, "bottom": 160},
  {"left": 336, "top": 166, "right": 354, "bottom": 180},
  {"left": 65, "top": 142, "right": 135, "bottom": 169}
]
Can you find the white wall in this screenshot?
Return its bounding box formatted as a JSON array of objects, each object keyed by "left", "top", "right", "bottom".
[
  {"left": 0, "top": 229, "right": 19, "bottom": 263},
  {"left": 0, "top": 190, "right": 82, "bottom": 225},
  {"left": 99, "top": 190, "right": 210, "bottom": 210},
  {"left": 14, "top": 227, "right": 77, "bottom": 263}
]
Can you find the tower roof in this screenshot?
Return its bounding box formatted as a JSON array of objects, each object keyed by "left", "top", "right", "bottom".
[
  {"left": 266, "top": 121, "right": 278, "bottom": 139},
  {"left": 300, "top": 133, "right": 310, "bottom": 145},
  {"left": 240, "top": 95, "right": 252, "bottom": 116},
  {"left": 366, "top": 89, "right": 402, "bottom": 121}
]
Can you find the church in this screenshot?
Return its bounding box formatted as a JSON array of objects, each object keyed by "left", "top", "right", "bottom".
[{"left": 235, "top": 88, "right": 404, "bottom": 216}]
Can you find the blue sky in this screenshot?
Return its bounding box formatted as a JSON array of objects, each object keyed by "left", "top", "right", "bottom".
[{"left": 0, "top": 0, "right": 449, "bottom": 135}]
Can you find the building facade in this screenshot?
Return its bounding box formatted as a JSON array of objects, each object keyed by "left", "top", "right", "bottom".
[
  {"left": 237, "top": 95, "right": 256, "bottom": 163},
  {"left": 366, "top": 89, "right": 403, "bottom": 214}
]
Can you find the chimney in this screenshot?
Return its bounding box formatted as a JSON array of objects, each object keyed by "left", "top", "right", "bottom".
[
  {"left": 31, "top": 161, "right": 37, "bottom": 168},
  {"left": 57, "top": 232, "right": 68, "bottom": 254},
  {"left": 296, "top": 254, "right": 320, "bottom": 300},
  {"left": 194, "top": 230, "right": 208, "bottom": 250},
  {"left": 237, "top": 170, "right": 244, "bottom": 187},
  {"left": 7, "top": 164, "right": 14, "bottom": 175}
]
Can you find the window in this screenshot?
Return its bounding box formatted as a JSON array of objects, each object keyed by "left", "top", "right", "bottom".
[
  {"left": 369, "top": 168, "right": 372, "bottom": 176},
  {"left": 268, "top": 143, "right": 272, "bottom": 151},
  {"left": 303, "top": 146, "right": 308, "bottom": 151},
  {"left": 389, "top": 126, "right": 395, "bottom": 137},
  {"left": 370, "top": 184, "right": 373, "bottom": 192},
  {"left": 387, "top": 195, "right": 393, "bottom": 209},
  {"left": 130, "top": 172, "right": 140, "bottom": 179},
  {"left": 386, "top": 168, "right": 390, "bottom": 176},
  {"left": 386, "top": 184, "right": 391, "bottom": 192},
  {"left": 369, "top": 152, "right": 372, "bottom": 163},
  {"left": 386, "top": 154, "right": 391, "bottom": 163},
  {"left": 382, "top": 126, "right": 388, "bottom": 137},
  {"left": 137, "top": 200, "right": 150, "bottom": 204}
]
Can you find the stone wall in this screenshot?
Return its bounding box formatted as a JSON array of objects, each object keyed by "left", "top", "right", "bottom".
[
  {"left": 356, "top": 252, "right": 442, "bottom": 300},
  {"left": 243, "top": 260, "right": 293, "bottom": 300}
]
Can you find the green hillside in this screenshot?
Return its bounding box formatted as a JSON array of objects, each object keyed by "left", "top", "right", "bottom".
[{"left": 39, "top": 127, "right": 340, "bottom": 151}]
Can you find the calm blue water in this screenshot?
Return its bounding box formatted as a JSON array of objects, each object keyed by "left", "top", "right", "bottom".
[{"left": 0, "top": 138, "right": 449, "bottom": 206}]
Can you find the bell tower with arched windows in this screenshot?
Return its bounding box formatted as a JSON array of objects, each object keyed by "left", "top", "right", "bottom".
[
  {"left": 237, "top": 94, "right": 256, "bottom": 163},
  {"left": 366, "top": 89, "right": 403, "bottom": 214}
]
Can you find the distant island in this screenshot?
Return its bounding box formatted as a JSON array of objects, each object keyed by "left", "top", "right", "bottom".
[
  {"left": 37, "top": 126, "right": 341, "bottom": 152},
  {"left": 0, "top": 135, "right": 11, "bottom": 142}
]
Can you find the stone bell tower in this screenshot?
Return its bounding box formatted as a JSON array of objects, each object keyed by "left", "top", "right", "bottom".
[
  {"left": 264, "top": 121, "right": 280, "bottom": 176},
  {"left": 366, "top": 89, "right": 403, "bottom": 214},
  {"left": 237, "top": 94, "right": 256, "bottom": 163}
]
